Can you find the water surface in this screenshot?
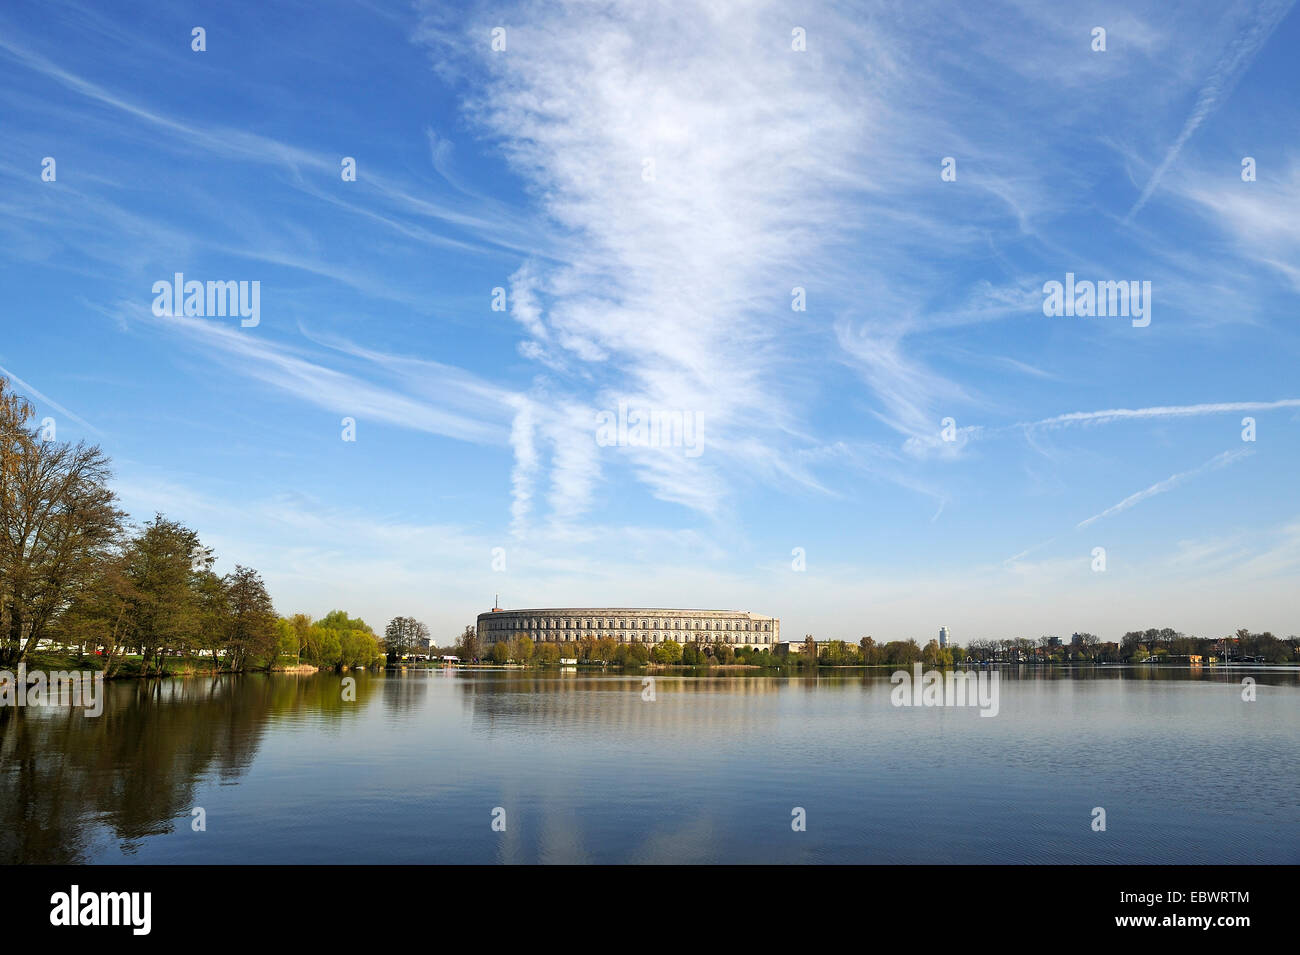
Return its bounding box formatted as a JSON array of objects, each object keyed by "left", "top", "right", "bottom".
[{"left": 2, "top": 667, "right": 1296, "bottom": 864}]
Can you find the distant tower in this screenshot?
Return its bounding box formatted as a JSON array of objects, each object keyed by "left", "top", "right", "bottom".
[{"left": 939, "top": 626, "right": 949, "bottom": 648}]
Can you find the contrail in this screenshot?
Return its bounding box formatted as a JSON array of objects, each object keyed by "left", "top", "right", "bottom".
[
  {"left": 1076, "top": 448, "right": 1253, "bottom": 529},
  {"left": 1125, "top": 0, "right": 1296, "bottom": 222},
  {"left": 962, "top": 398, "right": 1300, "bottom": 440},
  {"left": 0, "top": 363, "right": 100, "bottom": 435}
]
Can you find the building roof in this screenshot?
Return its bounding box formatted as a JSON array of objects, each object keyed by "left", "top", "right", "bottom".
[{"left": 478, "top": 607, "right": 775, "bottom": 617}]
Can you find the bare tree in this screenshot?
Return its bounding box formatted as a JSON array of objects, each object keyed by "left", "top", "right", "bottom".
[{"left": 455, "top": 625, "right": 480, "bottom": 662}]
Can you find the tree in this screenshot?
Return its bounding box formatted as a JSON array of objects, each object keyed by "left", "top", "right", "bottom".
[
  {"left": 57, "top": 550, "right": 138, "bottom": 676},
  {"left": 274, "top": 618, "right": 296, "bottom": 661},
  {"left": 304, "top": 622, "right": 341, "bottom": 668},
  {"left": 922, "top": 639, "right": 954, "bottom": 667},
  {"left": 1, "top": 377, "right": 124, "bottom": 665},
  {"left": 122, "top": 515, "right": 204, "bottom": 675},
  {"left": 882, "top": 640, "right": 922, "bottom": 665},
  {"left": 289, "top": 613, "right": 312, "bottom": 664},
  {"left": 615, "top": 642, "right": 649, "bottom": 666},
  {"left": 490, "top": 641, "right": 509, "bottom": 664},
  {"left": 193, "top": 568, "right": 230, "bottom": 670},
  {"left": 652, "top": 640, "right": 682, "bottom": 664},
  {"left": 311, "top": 610, "right": 376, "bottom": 670},
  {"left": 859, "top": 636, "right": 881, "bottom": 665},
  {"left": 509, "top": 634, "right": 534, "bottom": 664},
  {"left": 820, "top": 640, "right": 853, "bottom": 666},
  {"left": 222, "top": 565, "right": 277, "bottom": 671},
  {"left": 340, "top": 628, "right": 382, "bottom": 668},
  {"left": 385, "top": 615, "right": 431, "bottom": 663},
  {"left": 456, "top": 625, "right": 480, "bottom": 662}
]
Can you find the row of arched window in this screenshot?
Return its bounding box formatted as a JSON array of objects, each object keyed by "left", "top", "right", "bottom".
[
  {"left": 483, "top": 616, "right": 773, "bottom": 633},
  {"left": 487, "top": 631, "right": 775, "bottom": 645}
]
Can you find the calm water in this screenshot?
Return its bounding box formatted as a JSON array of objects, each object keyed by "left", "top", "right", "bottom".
[{"left": 2, "top": 667, "right": 1297, "bottom": 864}]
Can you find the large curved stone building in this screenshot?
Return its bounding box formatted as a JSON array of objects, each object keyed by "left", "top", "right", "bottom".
[{"left": 476, "top": 607, "right": 780, "bottom": 650}]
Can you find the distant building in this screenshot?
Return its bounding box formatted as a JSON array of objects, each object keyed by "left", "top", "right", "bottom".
[
  {"left": 476, "top": 607, "right": 780, "bottom": 650},
  {"left": 939, "top": 627, "right": 949, "bottom": 648}
]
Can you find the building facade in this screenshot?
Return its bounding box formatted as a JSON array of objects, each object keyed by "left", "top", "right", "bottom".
[
  {"left": 476, "top": 607, "right": 781, "bottom": 650},
  {"left": 939, "top": 627, "right": 949, "bottom": 648}
]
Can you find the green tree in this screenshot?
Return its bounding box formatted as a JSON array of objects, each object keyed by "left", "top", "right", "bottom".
[
  {"left": 340, "top": 628, "right": 382, "bottom": 668},
  {"left": 311, "top": 610, "right": 375, "bottom": 670},
  {"left": 615, "top": 642, "right": 649, "bottom": 666},
  {"left": 923, "top": 639, "right": 954, "bottom": 667},
  {"left": 57, "top": 551, "right": 137, "bottom": 676},
  {"left": 222, "top": 565, "right": 277, "bottom": 671},
  {"left": 289, "top": 612, "right": 312, "bottom": 664},
  {"left": 882, "top": 640, "right": 922, "bottom": 665},
  {"left": 274, "top": 618, "right": 296, "bottom": 662},
  {"left": 193, "top": 568, "right": 230, "bottom": 670},
  {"left": 304, "top": 622, "right": 341, "bottom": 668},
  {"left": 820, "top": 640, "right": 853, "bottom": 666},
  {"left": 652, "top": 640, "right": 683, "bottom": 664},
  {"left": 384, "top": 615, "right": 430, "bottom": 663},
  {"left": 510, "top": 634, "right": 534, "bottom": 664},
  {"left": 123, "top": 515, "right": 205, "bottom": 674}
]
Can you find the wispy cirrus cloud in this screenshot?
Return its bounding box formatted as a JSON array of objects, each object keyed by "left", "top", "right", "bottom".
[
  {"left": 415, "top": 0, "right": 884, "bottom": 517},
  {"left": 132, "top": 305, "right": 515, "bottom": 446}
]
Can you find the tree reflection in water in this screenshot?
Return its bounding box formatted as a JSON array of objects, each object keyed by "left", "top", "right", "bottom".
[{"left": 0, "top": 673, "right": 363, "bottom": 863}]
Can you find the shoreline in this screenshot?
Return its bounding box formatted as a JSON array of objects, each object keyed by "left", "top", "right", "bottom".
[{"left": 6, "top": 653, "right": 1295, "bottom": 683}]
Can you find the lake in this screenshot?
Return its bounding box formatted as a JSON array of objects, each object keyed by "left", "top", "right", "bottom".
[{"left": 2, "top": 667, "right": 1297, "bottom": 864}]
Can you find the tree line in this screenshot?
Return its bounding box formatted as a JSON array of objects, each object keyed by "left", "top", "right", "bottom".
[
  {"left": 0, "top": 375, "right": 391, "bottom": 674},
  {"left": 277, "top": 610, "right": 384, "bottom": 671},
  {"left": 459, "top": 628, "right": 1298, "bottom": 670},
  {"left": 463, "top": 633, "right": 786, "bottom": 667},
  {"left": 0, "top": 375, "right": 287, "bottom": 673},
  {"left": 817, "top": 630, "right": 1296, "bottom": 666}
]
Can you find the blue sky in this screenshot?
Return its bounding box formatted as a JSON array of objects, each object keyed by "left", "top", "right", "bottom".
[{"left": 2, "top": 0, "right": 1298, "bottom": 644}]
